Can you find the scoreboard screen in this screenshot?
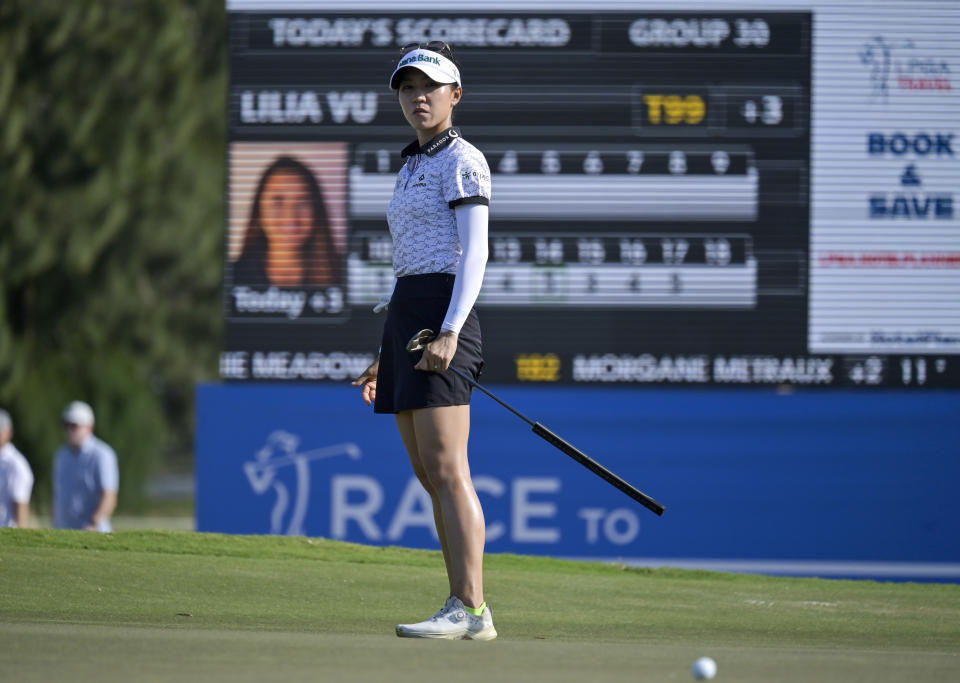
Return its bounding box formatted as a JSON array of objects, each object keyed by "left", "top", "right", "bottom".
[{"left": 222, "top": 2, "right": 960, "bottom": 388}]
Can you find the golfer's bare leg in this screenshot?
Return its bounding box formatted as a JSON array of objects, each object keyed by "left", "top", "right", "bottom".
[
  {"left": 395, "top": 412, "right": 453, "bottom": 589},
  {"left": 412, "top": 405, "right": 485, "bottom": 608}
]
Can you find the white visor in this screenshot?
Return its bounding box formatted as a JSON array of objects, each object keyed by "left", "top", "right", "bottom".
[{"left": 389, "top": 48, "right": 461, "bottom": 90}]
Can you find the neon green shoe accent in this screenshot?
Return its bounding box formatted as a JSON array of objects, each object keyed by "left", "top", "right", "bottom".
[{"left": 463, "top": 601, "right": 486, "bottom": 616}]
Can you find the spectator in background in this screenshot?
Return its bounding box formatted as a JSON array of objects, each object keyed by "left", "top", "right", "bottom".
[
  {"left": 0, "top": 409, "right": 34, "bottom": 528},
  {"left": 53, "top": 401, "right": 118, "bottom": 532},
  {"left": 232, "top": 155, "right": 344, "bottom": 288}
]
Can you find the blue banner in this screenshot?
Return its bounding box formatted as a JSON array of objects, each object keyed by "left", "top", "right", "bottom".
[{"left": 196, "top": 384, "right": 960, "bottom": 581}]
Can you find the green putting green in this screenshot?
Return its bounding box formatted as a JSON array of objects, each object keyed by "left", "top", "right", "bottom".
[{"left": 2, "top": 529, "right": 958, "bottom": 682}]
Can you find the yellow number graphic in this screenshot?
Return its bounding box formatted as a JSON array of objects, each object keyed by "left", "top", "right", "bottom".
[{"left": 643, "top": 94, "right": 705, "bottom": 125}]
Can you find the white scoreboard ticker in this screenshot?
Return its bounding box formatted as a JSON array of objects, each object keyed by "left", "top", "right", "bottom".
[{"left": 221, "top": 1, "right": 960, "bottom": 387}]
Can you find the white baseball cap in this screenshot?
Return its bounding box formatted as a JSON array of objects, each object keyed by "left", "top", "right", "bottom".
[
  {"left": 0, "top": 409, "right": 11, "bottom": 432},
  {"left": 63, "top": 401, "right": 95, "bottom": 426},
  {"left": 389, "top": 48, "right": 461, "bottom": 90}
]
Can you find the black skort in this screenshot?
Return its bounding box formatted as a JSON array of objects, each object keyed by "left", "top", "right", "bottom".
[{"left": 374, "top": 273, "right": 483, "bottom": 414}]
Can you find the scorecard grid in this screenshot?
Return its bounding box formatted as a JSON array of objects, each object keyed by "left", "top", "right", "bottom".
[{"left": 221, "top": 8, "right": 958, "bottom": 387}]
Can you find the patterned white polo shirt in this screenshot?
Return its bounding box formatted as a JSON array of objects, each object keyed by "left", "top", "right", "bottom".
[{"left": 387, "top": 127, "right": 491, "bottom": 277}]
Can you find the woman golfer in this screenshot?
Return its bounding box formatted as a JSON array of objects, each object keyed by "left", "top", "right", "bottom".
[{"left": 352, "top": 42, "right": 495, "bottom": 640}]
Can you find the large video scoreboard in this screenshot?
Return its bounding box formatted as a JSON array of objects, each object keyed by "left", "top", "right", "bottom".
[{"left": 222, "top": 2, "right": 960, "bottom": 387}]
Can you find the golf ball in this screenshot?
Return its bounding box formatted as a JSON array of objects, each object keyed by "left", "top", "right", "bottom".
[{"left": 692, "top": 657, "right": 717, "bottom": 680}]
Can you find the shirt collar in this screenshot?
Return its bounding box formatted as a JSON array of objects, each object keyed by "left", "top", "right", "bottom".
[
  {"left": 401, "top": 127, "right": 461, "bottom": 159},
  {"left": 69, "top": 434, "right": 95, "bottom": 455}
]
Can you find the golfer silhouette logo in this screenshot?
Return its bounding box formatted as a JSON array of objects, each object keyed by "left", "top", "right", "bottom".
[{"left": 243, "top": 430, "right": 362, "bottom": 535}]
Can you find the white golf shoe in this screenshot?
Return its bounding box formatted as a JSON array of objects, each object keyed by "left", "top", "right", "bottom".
[{"left": 396, "top": 597, "right": 498, "bottom": 641}]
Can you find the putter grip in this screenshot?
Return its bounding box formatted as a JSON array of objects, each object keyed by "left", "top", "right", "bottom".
[{"left": 531, "top": 422, "right": 666, "bottom": 516}]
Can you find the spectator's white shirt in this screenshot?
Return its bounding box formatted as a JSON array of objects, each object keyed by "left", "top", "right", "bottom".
[{"left": 0, "top": 442, "right": 34, "bottom": 527}]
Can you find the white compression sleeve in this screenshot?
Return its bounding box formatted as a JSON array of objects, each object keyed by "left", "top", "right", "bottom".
[{"left": 441, "top": 203, "right": 489, "bottom": 334}]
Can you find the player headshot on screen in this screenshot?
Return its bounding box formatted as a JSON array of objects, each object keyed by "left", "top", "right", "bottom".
[{"left": 233, "top": 156, "right": 343, "bottom": 288}]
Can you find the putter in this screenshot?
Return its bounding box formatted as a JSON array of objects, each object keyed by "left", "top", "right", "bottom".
[{"left": 406, "top": 329, "right": 666, "bottom": 516}]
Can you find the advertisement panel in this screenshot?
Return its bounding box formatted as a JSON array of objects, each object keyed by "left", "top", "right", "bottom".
[
  {"left": 196, "top": 383, "right": 960, "bottom": 581},
  {"left": 808, "top": 7, "right": 960, "bottom": 376}
]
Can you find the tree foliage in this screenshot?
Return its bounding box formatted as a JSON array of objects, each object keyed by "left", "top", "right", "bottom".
[{"left": 0, "top": 0, "right": 227, "bottom": 509}]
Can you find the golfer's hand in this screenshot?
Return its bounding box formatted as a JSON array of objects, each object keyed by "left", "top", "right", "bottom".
[
  {"left": 352, "top": 359, "right": 379, "bottom": 406},
  {"left": 415, "top": 331, "right": 457, "bottom": 372}
]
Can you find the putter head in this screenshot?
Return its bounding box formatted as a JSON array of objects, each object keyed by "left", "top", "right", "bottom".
[{"left": 406, "top": 328, "right": 436, "bottom": 353}]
